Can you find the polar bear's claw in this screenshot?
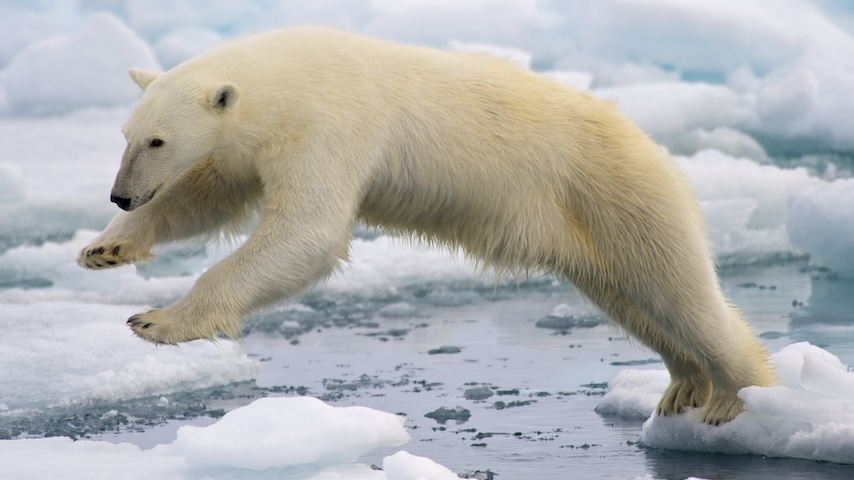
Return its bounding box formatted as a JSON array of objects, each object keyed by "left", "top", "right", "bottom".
[
  {"left": 128, "top": 310, "right": 180, "bottom": 345},
  {"left": 78, "top": 240, "right": 150, "bottom": 270},
  {"left": 79, "top": 242, "right": 129, "bottom": 269},
  {"left": 127, "top": 308, "right": 216, "bottom": 345},
  {"left": 656, "top": 377, "right": 712, "bottom": 417},
  {"left": 701, "top": 392, "right": 744, "bottom": 425}
]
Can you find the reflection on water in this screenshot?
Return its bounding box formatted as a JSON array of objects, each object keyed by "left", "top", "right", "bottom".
[
  {"left": 721, "top": 262, "right": 854, "bottom": 364},
  {"left": 789, "top": 271, "right": 854, "bottom": 364},
  {"left": 644, "top": 448, "right": 854, "bottom": 480},
  {"left": 790, "top": 271, "right": 854, "bottom": 326}
]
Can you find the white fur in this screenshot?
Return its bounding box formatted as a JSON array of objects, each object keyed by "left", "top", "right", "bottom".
[{"left": 78, "top": 27, "right": 773, "bottom": 424}]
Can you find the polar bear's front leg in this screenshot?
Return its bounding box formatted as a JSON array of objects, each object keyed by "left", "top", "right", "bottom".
[
  {"left": 126, "top": 205, "right": 354, "bottom": 344},
  {"left": 124, "top": 249, "right": 255, "bottom": 343},
  {"left": 125, "top": 258, "right": 253, "bottom": 344},
  {"left": 119, "top": 150, "right": 363, "bottom": 344}
]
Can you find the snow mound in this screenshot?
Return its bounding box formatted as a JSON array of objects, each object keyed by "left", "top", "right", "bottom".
[
  {"left": 677, "top": 150, "right": 823, "bottom": 263},
  {"left": 0, "top": 300, "right": 258, "bottom": 412},
  {"left": 153, "top": 27, "right": 223, "bottom": 69},
  {"left": 0, "top": 397, "right": 454, "bottom": 480},
  {"left": 1, "top": 13, "right": 159, "bottom": 116},
  {"left": 383, "top": 451, "right": 459, "bottom": 480},
  {"left": 175, "top": 396, "right": 409, "bottom": 470}
]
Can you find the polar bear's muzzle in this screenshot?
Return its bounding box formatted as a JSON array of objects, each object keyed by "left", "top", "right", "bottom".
[
  {"left": 111, "top": 143, "right": 164, "bottom": 211},
  {"left": 111, "top": 187, "right": 157, "bottom": 211}
]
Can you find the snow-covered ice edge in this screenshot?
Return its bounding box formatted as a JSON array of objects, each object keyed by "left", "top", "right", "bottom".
[
  {"left": 597, "top": 342, "right": 854, "bottom": 464},
  {"left": 0, "top": 396, "right": 459, "bottom": 480}
]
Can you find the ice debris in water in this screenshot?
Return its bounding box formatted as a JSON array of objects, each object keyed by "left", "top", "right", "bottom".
[
  {"left": 0, "top": 396, "right": 462, "bottom": 480},
  {"left": 464, "top": 386, "right": 494, "bottom": 401},
  {"left": 424, "top": 406, "right": 472, "bottom": 425},
  {"left": 427, "top": 345, "right": 462, "bottom": 355},
  {"left": 535, "top": 304, "right": 603, "bottom": 330}
]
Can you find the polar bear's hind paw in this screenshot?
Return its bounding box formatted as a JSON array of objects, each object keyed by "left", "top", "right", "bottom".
[
  {"left": 656, "top": 377, "right": 712, "bottom": 416},
  {"left": 701, "top": 392, "right": 744, "bottom": 425},
  {"left": 127, "top": 307, "right": 227, "bottom": 345},
  {"left": 128, "top": 309, "right": 184, "bottom": 345}
]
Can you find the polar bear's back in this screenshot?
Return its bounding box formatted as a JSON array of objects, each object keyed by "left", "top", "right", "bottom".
[{"left": 172, "top": 27, "right": 708, "bottom": 284}]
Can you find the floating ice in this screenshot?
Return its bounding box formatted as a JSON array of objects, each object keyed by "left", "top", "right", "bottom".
[
  {"left": 383, "top": 451, "right": 458, "bottom": 480},
  {"left": 787, "top": 178, "right": 854, "bottom": 277},
  {"left": 677, "top": 150, "right": 824, "bottom": 264},
  {"left": 0, "top": 230, "right": 199, "bottom": 305},
  {"left": 325, "top": 236, "right": 488, "bottom": 295},
  {"left": 122, "top": 1, "right": 264, "bottom": 42},
  {"left": 364, "top": 0, "right": 563, "bottom": 58},
  {"left": 0, "top": 107, "right": 131, "bottom": 254},
  {"left": 0, "top": 437, "right": 184, "bottom": 480},
  {"left": 0, "top": 299, "right": 258, "bottom": 412},
  {"left": 594, "top": 370, "right": 670, "bottom": 421},
  {"left": 153, "top": 27, "right": 223, "bottom": 69},
  {"left": 1, "top": 13, "right": 158, "bottom": 116},
  {"left": 0, "top": 3, "right": 73, "bottom": 68},
  {"left": 176, "top": 396, "right": 409, "bottom": 470},
  {"left": 0, "top": 397, "right": 456, "bottom": 480},
  {"left": 596, "top": 342, "right": 854, "bottom": 464},
  {"left": 573, "top": 0, "right": 834, "bottom": 74},
  {"left": 596, "top": 82, "right": 755, "bottom": 144},
  {"left": 0, "top": 163, "right": 25, "bottom": 204},
  {"left": 664, "top": 127, "right": 768, "bottom": 163},
  {"left": 1, "top": 0, "right": 852, "bottom": 152},
  {"left": 574, "top": 0, "right": 854, "bottom": 151}
]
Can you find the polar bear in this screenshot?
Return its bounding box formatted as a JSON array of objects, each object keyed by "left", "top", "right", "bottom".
[{"left": 78, "top": 27, "right": 772, "bottom": 425}]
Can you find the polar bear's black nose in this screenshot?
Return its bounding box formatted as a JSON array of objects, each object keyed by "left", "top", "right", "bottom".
[{"left": 111, "top": 195, "right": 132, "bottom": 211}]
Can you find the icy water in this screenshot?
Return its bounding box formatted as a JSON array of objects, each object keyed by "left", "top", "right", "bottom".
[{"left": 5, "top": 259, "right": 850, "bottom": 479}]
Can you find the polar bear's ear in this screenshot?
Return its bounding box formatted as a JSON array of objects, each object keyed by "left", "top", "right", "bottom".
[
  {"left": 210, "top": 83, "right": 239, "bottom": 111},
  {"left": 129, "top": 68, "right": 159, "bottom": 91}
]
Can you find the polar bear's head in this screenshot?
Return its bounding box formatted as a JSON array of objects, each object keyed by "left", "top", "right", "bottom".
[{"left": 111, "top": 67, "right": 240, "bottom": 211}]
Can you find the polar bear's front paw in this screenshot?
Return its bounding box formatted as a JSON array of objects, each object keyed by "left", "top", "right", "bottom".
[{"left": 78, "top": 240, "right": 148, "bottom": 270}]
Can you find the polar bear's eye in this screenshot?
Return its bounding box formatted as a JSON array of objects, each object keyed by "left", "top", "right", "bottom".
[{"left": 149, "top": 138, "right": 164, "bottom": 148}]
